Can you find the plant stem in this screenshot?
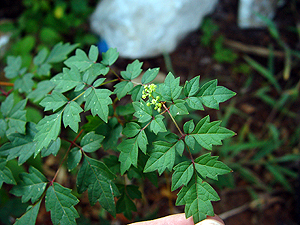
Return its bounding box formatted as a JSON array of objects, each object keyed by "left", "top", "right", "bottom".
[
  {"left": 162, "top": 103, "right": 184, "bottom": 137},
  {"left": 0, "top": 81, "right": 14, "bottom": 86},
  {"left": 51, "top": 129, "right": 83, "bottom": 184}
]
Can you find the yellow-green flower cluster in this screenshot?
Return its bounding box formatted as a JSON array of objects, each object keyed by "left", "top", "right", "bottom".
[{"left": 142, "top": 84, "right": 162, "bottom": 112}]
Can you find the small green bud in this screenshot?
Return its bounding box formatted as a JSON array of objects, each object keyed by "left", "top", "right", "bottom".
[
  {"left": 156, "top": 96, "right": 160, "bottom": 101},
  {"left": 146, "top": 102, "right": 151, "bottom": 106}
]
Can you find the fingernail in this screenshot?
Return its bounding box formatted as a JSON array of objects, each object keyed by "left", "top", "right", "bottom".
[{"left": 196, "top": 218, "right": 224, "bottom": 225}]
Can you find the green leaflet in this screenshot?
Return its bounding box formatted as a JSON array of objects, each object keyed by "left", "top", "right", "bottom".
[
  {"left": 0, "top": 122, "right": 36, "bottom": 164},
  {"left": 120, "top": 59, "right": 143, "bottom": 80},
  {"left": 116, "top": 184, "right": 142, "bottom": 220},
  {"left": 176, "top": 175, "right": 219, "bottom": 223},
  {"left": 64, "top": 47, "right": 95, "bottom": 71},
  {"left": 141, "top": 67, "right": 159, "bottom": 84},
  {"left": 27, "top": 80, "right": 56, "bottom": 102},
  {"left": 1, "top": 94, "right": 27, "bottom": 136},
  {"left": 144, "top": 140, "right": 180, "bottom": 175},
  {"left": 171, "top": 161, "right": 194, "bottom": 191},
  {"left": 184, "top": 76, "right": 200, "bottom": 97},
  {"left": 67, "top": 147, "right": 82, "bottom": 171},
  {"left": 169, "top": 100, "right": 189, "bottom": 117},
  {"left": 45, "top": 182, "right": 79, "bottom": 225},
  {"left": 76, "top": 156, "right": 119, "bottom": 217},
  {"left": 194, "top": 153, "right": 232, "bottom": 180},
  {"left": 114, "top": 81, "right": 134, "bottom": 99},
  {"left": 14, "top": 199, "right": 41, "bottom": 225},
  {"left": 81, "top": 131, "right": 104, "bottom": 153},
  {"left": 157, "top": 72, "right": 182, "bottom": 101},
  {"left": 123, "top": 122, "right": 141, "bottom": 138},
  {"left": 51, "top": 66, "right": 83, "bottom": 93},
  {"left": 189, "top": 116, "right": 235, "bottom": 150},
  {"left": 84, "top": 87, "right": 112, "bottom": 123},
  {"left": 149, "top": 115, "right": 167, "bottom": 135},
  {"left": 130, "top": 85, "right": 144, "bottom": 102},
  {"left": 4, "top": 56, "right": 23, "bottom": 79},
  {"left": 34, "top": 112, "right": 62, "bottom": 156},
  {"left": 183, "top": 120, "right": 195, "bottom": 134},
  {"left": 0, "top": 163, "right": 16, "bottom": 188},
  {"left": 133, "top": 100, "right": 152, "bottom": 123},
  {"left": 40, "top": 91, "right": 68, "bottom": 112},
  {"left": 118, "top": 137, "right": 138, "bottom": 173},
  {"left": 197, "top": 80, "right": 236, "bottom": 109},
  {"left": 63, "top": 101, "right": 83, "bottom": 133},
  {"left": 14, "top": 73, "right": 34, "bottom": 94},
  {"left": 45, "top": 42, "right": 78, "bottom": 64},
  {"left": 10, "top": 166, "right": 47, "bottom": 204},
  {"left": 101, "top": 48, "right": 119, "bottom": 66}
]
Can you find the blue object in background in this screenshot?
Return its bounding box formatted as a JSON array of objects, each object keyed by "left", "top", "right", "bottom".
[{"left": 97, "top": 38, "right": 109, "bottom": 53}]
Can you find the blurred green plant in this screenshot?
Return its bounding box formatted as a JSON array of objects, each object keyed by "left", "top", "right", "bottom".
[{"left": 0, "top": 0, "right": 98, "bottom": 67}]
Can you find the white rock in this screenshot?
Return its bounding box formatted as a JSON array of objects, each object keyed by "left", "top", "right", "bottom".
[
  {"left": 238, "top": 0, "right": 280, "bottom": 29},
  {"left": 90, "top": 0, "right": 218, "bottom": 58}
]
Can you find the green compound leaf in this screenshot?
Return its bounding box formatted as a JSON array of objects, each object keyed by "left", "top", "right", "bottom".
[
  {"left": 171, "top": 161, "right": 194, "bottom": 191},
  {"left": 150, "top": 114, "right": 167, "bottom": 135},
  {"left": 27, "top": 80, "right": 55, "bottom": 103},
  {"left": 194, "top": 153, "right": 232, "bottom": 180},
  {"left": 184, "top": 76, "right": 200, "bottom": 97},
  {"left": 114, "top": 80, "right": 134, "bottom": 99},
  {"left": 34, "top": 112, "right": 62, "bottom": 156},
  {"left": 4, "top": 56, "right": 22, "bottom": 79},
  {"left": 14, "top": 199, "right": 41, "bottom": 225},
  {"left": 176, "top": 175, "right": 219, "bottom": 223},
  {"left": 63, "top": 101, "right": 83, "bottom": 133},
  {"left": 189, "top": 116, "right": 235, "bottom": 150},
  {"left": 51, "top": 66, "right": 83, "bottom": 93},
  {"left": 14, "top": 73, "right": 34, "bottom": 94},
  {"left": 76, "top": 156, "right": 119, "bottom": 217},
  {"left": 133, "top": 100, "right": 152, "bottom": 123},
  {"left": 141, "top": 67, "right": 159, "bottom": 84},
  {"left": 144, "top": 140, "right": 181, "bottom": 175},
  {"left": 0, "top": 164, "right": 16, "bottom": 188},
  {"left": 101, "top": 48, "right": 119, "bottom": 66},
  {"left": 10, "top": 167, "right": 47, "bottom": 204},
  {"left": 81, "top": 131, "right": 104, "bottom": 153},
  {"left": 40, "top": 91, "right": 68, "bottom": 112},
  {"left": 84, "top": 87, "right": 112, "bottom": 123},
  {"left": 46, "top": 42, "right": 78, "bottom": 64},
  {"left": 198, "top": 80, "right": 236, "bottom": 109},
  {"left": 120, "top": 59, "right": 143, "bottom": 80},
  {"left": 45, "top": 182, "right": 79, "bottom": 225}
]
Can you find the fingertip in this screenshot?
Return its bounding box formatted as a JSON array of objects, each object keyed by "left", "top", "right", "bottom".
[{"left": 195, "top": 215, "right": 225, "bottom": 225}]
